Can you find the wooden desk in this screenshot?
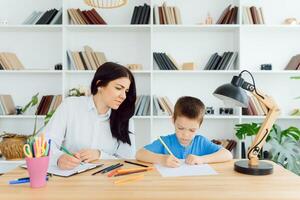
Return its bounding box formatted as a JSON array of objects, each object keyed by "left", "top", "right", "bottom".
[{"left": 1, "top": 160, "right": 300, "bottom": 200}]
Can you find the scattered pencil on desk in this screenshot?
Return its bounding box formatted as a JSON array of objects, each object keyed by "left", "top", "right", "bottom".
[
  {"left": 113, "top": 167, "right": 154, "bottom": 177},
  {"left": 114, "top": 174, "right": 144, "bottom": 185},
  {"left": 124, "top": 160, "right": 149, "bottom": 168},
  {"left": 92, "top": 163, "right": 123, "bottom": 176}
]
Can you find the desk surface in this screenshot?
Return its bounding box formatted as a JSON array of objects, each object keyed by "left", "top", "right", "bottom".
[{"left": 1, "top": 160, "right": 300, "bottom": 200}]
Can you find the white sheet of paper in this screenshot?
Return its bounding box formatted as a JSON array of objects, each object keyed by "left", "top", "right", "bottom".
[
  {"left": 48, "top": 163, "right": 102, "bottom": 177},
  {"left": 155, "top": 160, "right": 218, "bottom": 177},
  {"left": 0, "top": 160, "right": 25, "bottom": 174}
]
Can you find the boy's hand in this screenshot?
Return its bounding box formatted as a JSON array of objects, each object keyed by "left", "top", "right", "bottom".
[
  {"left": 162, "top": 155, "right": 181, "bottom": 168},
  {"left": 77, "top": 149, "right": 101, "bottom": 163},
  {"left": 185, "top": 154, "right": 205, "bottom": 165}
]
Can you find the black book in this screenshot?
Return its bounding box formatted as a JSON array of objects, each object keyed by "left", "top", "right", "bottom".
[
  {"left": 158, "top": 53, "right": 172, "bottom": 70},
  {"left": 134, "top": 6, "right": 143, "bottom": 24},
  {"left": 0, "top": 62, "right": 4, "bottom": 70},
  {"left": 215, "top": 52, "right": 228, "bottom": 70},
  {"left": 163, "top": 53, "right": 178, "bottom": 70},
  {"left": 220, "top": 52, "right": 233, "bottom": 70},
  {"left": 153, "top": 53, "right": 165, "bottom": 70},
  {"left": 143, "top": 5, "right": 150, "bottom": 24},
  {"left": 44, "top": 9, "right": 58, "bottom": 24},
  {"left": 130, "top": 6, "right": 138, "bottom": 24},
  {"left": 79, "top": 52, "right": 88, "bottom": 70},
  {"left": 210, "top": 55, "right": 222, "bottom": 70},
  {"left": 138, "top": 4, "right": 148, "bottom": 24},
  {"left": 207, "top": 54, "right": 220, "bottom": 70},
  {"left": 35, "top": 9, "right": 52, "bottom": 24},
  {"left": 204, "top": 53, "right": 217, "bottom": 70}
]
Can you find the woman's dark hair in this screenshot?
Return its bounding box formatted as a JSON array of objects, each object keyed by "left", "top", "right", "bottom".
[{"left": 91, "top": 62, "right": 136, "bottom": 145}]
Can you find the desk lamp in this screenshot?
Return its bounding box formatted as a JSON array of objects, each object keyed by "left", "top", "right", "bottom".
[{"left": 213, "top": 70, "right": 280, "bottom": 175}]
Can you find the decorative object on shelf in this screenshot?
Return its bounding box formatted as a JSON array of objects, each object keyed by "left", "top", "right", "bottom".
[
  {"left": 205, "top": 107, "right": 215, "bottom": 115},
  {"left": 182, "top": 62, "right": 195, "bottom": 70},
  {"left": 0, "top": 19, "right": 8, "bottom": 25},
  {"left": 130, "top": 4, "right": 150, "bottom": 24},
  {"left": 242, "top": 6, "right": 265, "bottom": 24},
  {"left": 15, "top": 106, "right": 23, "bottom": 115},
  {"left": 211, "top": 139, "right": 236, "bottom": 152},
  {"left": 83, "top": 0, "right": 128, "bottom": 9},
  {"left": 282, "top": 18, "right": 298, "bottom": 25},
  {"left": 205, "top": 13, "right": 213, "bottom": 24},
  {"left": 285, "top": 54, "right": 300, "bottom": 70},
  {"left": 54, "top": 63, "right": 62, "bottom": 70},
  {"left": 0, "top": 133, "right": 28, "bottom": 160},
  {"left": 234, "top": 123, "right": 300, "bottom": 175},
  {"left": 219, "top": 107, "right": 234, "bottom": 115},
  {"left": 290, "top": 109, "right": 300, "bottom": 116},
  {"left": 214, "top": 70, "right": 280, "bottom": 175},
  {"left": 126, "top": 64, "right": 143, "bottom": 71},
  {"left": 68, "top": 86, "right": 90, "bottom": 97},
  {"left": 260, "top": 64, "right": 272, "bottom": 70}
]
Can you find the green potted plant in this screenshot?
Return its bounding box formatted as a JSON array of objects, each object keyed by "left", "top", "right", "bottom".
[{"left": 234, "top": 123, "right": 300, "bottom": 175}]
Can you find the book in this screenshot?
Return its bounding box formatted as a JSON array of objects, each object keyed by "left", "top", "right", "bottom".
[
  {"left": 130, "top": 6, "right": 138, "bottom": 24},
  {"left": 0, "top": 95, "right": 16, "bottom": 115},
  {"left": 216, "top": 5, "right": 231, "bottom": 24},
  {"left": 50, "top": 8, "right": 62, "bottom": 24},
  {"left": 285, "top": 54, "right": 300, "bottom": 70}
]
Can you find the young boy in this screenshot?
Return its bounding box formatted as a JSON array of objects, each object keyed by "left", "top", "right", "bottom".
[{"left": 136, "top": 96, "right": 233, "bottom": 168}]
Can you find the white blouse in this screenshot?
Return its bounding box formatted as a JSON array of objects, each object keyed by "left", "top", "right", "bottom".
[{"left": 43, "top": 96, "right": 135, "bottom": 166}]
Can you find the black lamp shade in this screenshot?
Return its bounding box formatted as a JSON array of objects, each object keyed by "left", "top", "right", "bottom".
[{"left": 213, "top": 83, "right": 249, "bottom": 107}]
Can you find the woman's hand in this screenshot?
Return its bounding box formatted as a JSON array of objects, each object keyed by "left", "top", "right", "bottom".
[
  {"left": 77, "top": 149, "right": 101, "bottom": 163},
  {"left": 58, "top": 153, "right": 81, "bottom": 170}
]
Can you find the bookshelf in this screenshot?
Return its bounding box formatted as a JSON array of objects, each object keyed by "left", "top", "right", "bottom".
[{"left": 0, "top": 0, "right": 299, "bottom": 157}]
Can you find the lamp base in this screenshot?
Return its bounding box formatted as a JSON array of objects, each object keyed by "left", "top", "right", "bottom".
[{"left": 234, "top": 160, "right": 273, "bottom": 175}]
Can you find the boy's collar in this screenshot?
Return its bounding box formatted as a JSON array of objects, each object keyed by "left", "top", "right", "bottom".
[{"left": 174, "top": 134, "right": 195, "bottom": 149}]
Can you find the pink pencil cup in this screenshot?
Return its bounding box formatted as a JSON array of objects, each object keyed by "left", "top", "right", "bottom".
[{"left": 25, "top": 156, "right": 49, "bottom": 188}]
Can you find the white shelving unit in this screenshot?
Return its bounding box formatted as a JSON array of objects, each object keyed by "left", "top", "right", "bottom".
[{"left": 0, "top": 0, "right": 299, "bottom": 156}]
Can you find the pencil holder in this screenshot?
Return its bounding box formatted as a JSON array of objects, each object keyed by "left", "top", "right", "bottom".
[{"left": 25, "top": 156, "right": 49, "bottom": 188}]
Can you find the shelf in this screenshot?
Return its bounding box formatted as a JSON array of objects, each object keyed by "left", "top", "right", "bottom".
[
  {"left": 241, "top": 116, "right": 300, "bottom": 120},
  {"left": 152, "top": 25, "right": 239, "bottom": 32},
  {"left": 64, "top": 70, "right": 151, "bottom": 75},
  {"left": 153, "top": 70, "right": 239, "bottom": 74},
  {"left": 240, "top": 25, "right": 300, "bottom": 30},
  {"left": 0, "top": 115, "right": 45, "bottom": 119},
  {"left": 65, "top": 25, "right": 150, "bottom": 32},
  {"left": 0, "top": 25, "right": 62, "bottom": 32},
  {"left": 0, "top": 70, "right": 62, "bottom": 74},
  {"left": 152, "top": 115, "right": 240, "bottom": 120}
]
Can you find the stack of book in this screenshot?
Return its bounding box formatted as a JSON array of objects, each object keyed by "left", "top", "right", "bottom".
[
  {"left": 130, "top": 3, "right": 150, "bottom": 24},
  {"left": 153, "top": 52, "right": 179, "bottom": 70},
  {"left": 212, "top": 139, "right": 237, "bottom": 152},
  {"left": 242, "top": 95, "right": 268, "bottom": 116},
  {"left": 204, "top": 52, "right": 238, "bottom": 70},
  {"left": 153, "top": 96, "right": 173, "bottom": 116},
  {"left": 134, "top": 95, "right": 150, "bottom": 116},
  {"left": 35, "top": 95, "right": 62, "bottom": 115},
  {"left": 67, "top": 8, "right": 106, "bottom": 24},
  {"left": 22, "top": 8, "right": 62, "bottom": 25},
  {"left": 285, "top": 54, "right": 300, "bottom": 70},
  {"left": 0, "top": 95, "right": 16, "bottom": 115},
  {"left": 242, "top": 6, "right": 265, "bottom": 24},
  {"left": 153, "top": 2, "right": 182, "bottom": 24},
  {"left": 0, "top": 52, "right": 24, "bottom": 70},
  {"left": 67, "top": 46, "right": 107, "bottom": 70},
  {"left": 216, "top": 5, "right": 238, "bottom": 24}
]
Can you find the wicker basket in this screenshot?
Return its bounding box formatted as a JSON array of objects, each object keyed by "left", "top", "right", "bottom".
[{"left": 0, "top": 133, "right": 29, "bottom": 160}]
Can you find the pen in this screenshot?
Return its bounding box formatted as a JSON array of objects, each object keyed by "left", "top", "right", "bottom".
[
  {"left": 124, "top": 160, "right": 149, "bottom": 168},
  {"left": 102, "top": 163, "right": 123, "bottom": 174},
  {"left": 9, "top": 177, "right": 49, "bottom": 185},
  {"left": 91, "top": 163, "right": 123, "bottom": 176}
]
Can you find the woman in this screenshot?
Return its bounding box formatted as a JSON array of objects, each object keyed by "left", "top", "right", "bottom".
[{"left": 44, "top": 62, "right": 136, "bottom": 170}]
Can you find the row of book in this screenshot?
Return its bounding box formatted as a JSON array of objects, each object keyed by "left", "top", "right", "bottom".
[
  {"left": 0, "top": 95, "right": 16, "bottom": 115},
  {"left": 67, "top": 46, "right": 107, "bottom": 70},
  {"left": 153, "top": 96, "right": 174, "bottom": 116},
  {"left": 216, "top": 5, "right": 238, "bottom": 24},
  {"left": 67, "top": 8, "right": 106, "bottom": 25},
  {"left": 212, "top": 139, "right": 237, "bottom": 152},
  {"left": 23, "top": 8, "right": 62, "bottom": 25},
  {"left": 204, "top": 52, "right": 238, "bottom": 70},
  {"left": 153, "top": 52, "right": 179, "bottom": 70},
  {"left": 134, "top": 95, "right": 150, "bottom": 116},
  {"left": 153, "top": 2, "right": 182, "bottom": 24},
  {"left": 242, "top": 6, "right": 265, "bottom": 25},
  {"left": 242, "top": 94, "right": 268, "bottom": 116},
  {"left": 36, "top": 95, "right": 62, "bottom": 115},
  {"left": 130, "top": 4, "right": 150, "bottom": 24},
  {"left": 0, "top": 52, "right": 24, "bottom": 70}
]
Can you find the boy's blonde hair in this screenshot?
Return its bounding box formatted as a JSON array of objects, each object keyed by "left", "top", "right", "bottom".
[{"left": 173, "top": 96, "right": 205, "bottom": 125}]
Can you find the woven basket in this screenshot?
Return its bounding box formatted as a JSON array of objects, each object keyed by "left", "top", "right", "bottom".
[{"left": 0, "top": 133, "right": 29, "bottom": 160}]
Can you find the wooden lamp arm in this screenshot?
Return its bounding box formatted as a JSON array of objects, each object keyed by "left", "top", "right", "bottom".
[{"left": 247, "top": 90, "right": 280, "bottom": 166}]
